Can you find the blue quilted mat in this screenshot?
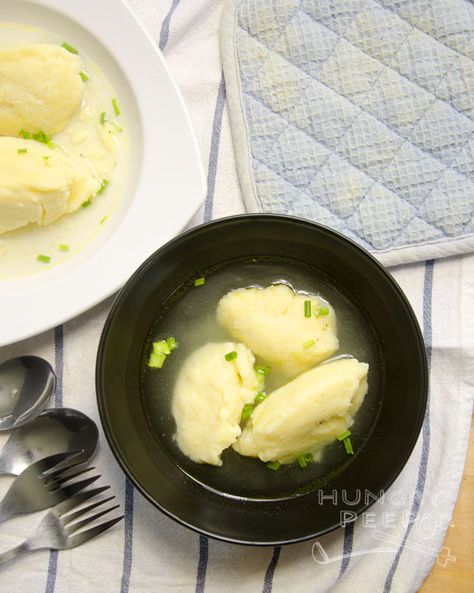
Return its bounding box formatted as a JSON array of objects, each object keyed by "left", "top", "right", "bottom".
[{"left": 221, "top": 0, "right": 474, "bottom": 265}]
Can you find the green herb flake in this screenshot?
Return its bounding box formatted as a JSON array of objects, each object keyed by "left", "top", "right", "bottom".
[
  {"left": 240, "top": 403, "right": 254, "bottom": 425},
  {"left": 62, "top": 42, "right": 78, "bottom": 54},
  {"left": 166, "top": 336, "right": 178, "bottom": 351},
  {"left": 43, "top": 155, "right": 51, "bottom": 164},
  {"left": 19, "top": 129, "right": 31, "bottom": 139},
  {"left": 303, "top": 339, "right": 316, "bottom": 349},
  {"left": 194, "top": 277, "right": 205, "bottom": 287},
  {"left": 58, "top": 244, "right": 70, "bottom": 252},
  {"left": 100, "top": 112, "right": 108, "bottom": 125},
  {"left": 266, "top": 461, "right": 281, "bottom": 471},
  {"left": 337, "top": 430, "right": 352, "bottom": 442},
  {"left": 147, "top": 351, "right": 166, "bottom": 369},
  {"left": 112, "top": 120, "right": 123, "bottom": 132},
  {"left": 100, "top": 215, "right": 108, "bottom": 224},
  {"left": 343, "top": 437, "right": 354, "bottom": 455},
  {"left": 255, "top": 364, "right": 271, "bottom": 376},
  {"left": 81, "top": 199, "right": 92, "bottom": 209},
  {"left": 153, "top": 340, "right": 171, "bottom": 356},
  {"left": 79, "top": 70, "right": 89, "bottom": 82},
  {"left": 297, "top": 454, "right": 308, "bottom": 469},
  {"left": 225, "top": 351, "right": 238, "bottom": 362},
  {"left": 112, "top": 98, "right": 121, "bottom": 116},
  {"left": 97, "top": 178, "right": 109, "bottom": 195},
  {"left": 17, "top": 148, "right": 27, "bottom": 154},
  {"left": 36, "top": 254, "right": 51, "bottom": 264},
  {"left": 254, "top": 391, "right": 267, "bottom": 405},
  {"left": 304, "top": 300, "right": 312, "bottom": 317},
  {"left": 315, "top": 306, "right": 330, "bottom": 317},
  {"left": 32, "top": 130, "right": 55, "bottom": 149}
]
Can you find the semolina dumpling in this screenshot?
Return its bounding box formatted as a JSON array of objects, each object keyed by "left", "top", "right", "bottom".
[
  {"left": 217, "top": 284, "right": 339, "bottom": 379},
  {"left": 172, "top": 342, "right": 263, "bottom": 466},
  {"left": 0, "top": 137, "right": 101, "bottom": 234},
  {"left": 233, "top": 358, "right": 368, "bottom": 464},
  {"left": 0, "top": 44, "right": 83, "bottom": 136}
]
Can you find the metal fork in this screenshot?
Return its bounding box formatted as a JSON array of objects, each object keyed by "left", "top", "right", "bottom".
[
  {"left": 0, "top": 452, "right": 99, "bottom": 524},
  {"left": 0, "top": 487, "right": 122, "bottom": 566}
]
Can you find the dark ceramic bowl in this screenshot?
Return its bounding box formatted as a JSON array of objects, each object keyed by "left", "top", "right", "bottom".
[{"left": 96, "top": 214, "right": 427, "bottom": 545}]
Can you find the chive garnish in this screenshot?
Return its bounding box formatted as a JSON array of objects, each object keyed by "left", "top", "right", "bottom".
[
  {"left": 303, "top": 339, "right": 315, "bottom": 349},
  {"left": 240, "top": 403, "right": 254, "bottom": 424},
  {"left": 147, "top": 351, "right": 166, "bottom": 369},
  {"left": 19, "top": 129, "right": 30, "bottom": 139},
  {"left": 97, "top": 178, "right": 109, "bottom": 194},
  {"left": 153, "top": 340, "right": 171, "bottom": 355},
  {"left": 81, "top": 199, "right": 92, "bottom": 208},
  {"left": 315, "top": 306, "right": 329, "bottom": 317},
  {"left": 79, "top": 70, "right": 89, "bottom": 82},
  {"left": 304, "top": 300, "right": 312, "bottom": 317},
  {"left": 32, "top": 130, "right": 55, "bottom": 148},
  {"left": 194, "top": 277, "right": 205, "bottom": 287},
  {"left": 112, "top": 98, "right": 120, "bottom": 116},
  {"left": 17, "top": 148, "right": 27, "bottom": 154},
  {"left": 255, "top": 364, "right": 270, "bottom": 375},
  {"left": 166, "top": 336, "right": 178, "bottom": 351},
  {"left": 254, "top": 391, "right": 267, "bottom": 405},
  {"left": 343, "top": 437, "right": 354, "bottom": 455},
  {"left": 100, "top": 112, "right": 108, "bottom": 125},
  {"left": 100, "top": 215, "right": 108, "bottom": 224},
  {"left": 58, "top": 244, "right": 70, "bottom": 252},
  {"left": 36, "top": 254, "right": 51, "bottom": 263},
  {"left": 62, "top": 42, "right": 78, "bottom": 54},
  {"left": 43, "top": 155, "right": 50, "bottom": 164},
  {"left": 225, "top": 351, "right": 238, "bottom": 362},
  {"left": 297, "top": 454, "right": 308, "bottom": 469},
  {"left": 113, "top": 120, "right": 123, "bottom": 132},
  {"left": 267, "top": 461, "right": 281, "bottom": 471},
  {"left": 337, "top": 430, "right": 352, "bottom": 441}
]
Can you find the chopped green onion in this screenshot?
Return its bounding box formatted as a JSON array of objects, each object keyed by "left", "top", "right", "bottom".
[
  {"left": 225, "top": 351, "right": 238, "bottom": 362},
  {"left": 315, "top": 306, "right": 329, "bottom": 317},
  {"left": 32, "top": 130, "right": 55, "bottom": 149},
  {"left": 58, "top": 244, "right": 70, "bottom": 252},
  {"left": 100, "top": 215, "right": 108, "bottom": 224},
  {"left": 100, "top": 112, "right": 108, "bottom": 125},
  {"left": 17, "top": 148, "right": 27, "bottom": 154},
  {"left": 79, "top": 70, "right": 89, "bottom": 82},
  {"left": 153, "top": 340, "right": 171, "bottom": 355},
  {"left": 304, "top": 300, "right": 312, "bottom": 317},
  {"left": 304, "top": 452, "right": 313, "bottom": 463},
  {"left": 255, "top": 365, "right": 271, "bottom": 375},
  {"left": 36, "top": 254, "right": 51, "bottom": 263},
  {"left": 62, "top": 42, "right": 78, "bottom": 54},
  {"left": 303, "top": 339, "right": 316, "bottom": 349},
  {"left": 81, "top": 199, "right": 92, "bottom": 208},
  {"left": 254, "top": 391, "right": 267, "bottom": 405},
  {"left": 19, "top": 129, "right": 30, "bottom": 139},
  {"left": 194, "top": 277, "right": 205, "bottom": 287},
  {"left": 97, "top": 178, "right": 109, "bottom": 194},
  {"left": 166, "top": 336, "right": 178, "bottom": 351},
  {"left": 240, "top": 403, "right": 254, "bottom": 424},
  {"left": 147, "top": 351, "right": 166, "bottom": 369},
  {"left": 337, "top": 430, "right": 352, "bottom": 442},
  {"left": 112, "top": 98, "right": 120, "bottom": 116},
  {"left": 297, "top": 454, "right": 308, "bottom": 469},
  {"left": 43, "top": 155, "right": 51, "bottom": 163},
  {"left": 266, "top": 461, "right": 281, "bottom": 471},
  {"left": 343, "top": 437, "right": 354, "bottom": 455},
  {"left": 112, "top": 120, "right": 123, "bottom": 132}
]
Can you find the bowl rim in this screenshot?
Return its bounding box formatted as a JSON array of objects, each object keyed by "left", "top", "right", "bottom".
[{"left": 96, "top": 213, "right": 428, "bottom": 546}]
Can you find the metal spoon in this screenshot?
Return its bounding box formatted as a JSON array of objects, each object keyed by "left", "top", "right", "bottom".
[
  {"left": 0, "top": 356, "right": 56, "bottom": 431},
  {"left": 0, "top": 408, "right": 99, "bottom": 476}
]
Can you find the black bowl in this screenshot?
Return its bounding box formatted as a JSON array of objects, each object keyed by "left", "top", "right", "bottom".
[{"left": 96, "top": 214, "right": 427, "bottom": 545}]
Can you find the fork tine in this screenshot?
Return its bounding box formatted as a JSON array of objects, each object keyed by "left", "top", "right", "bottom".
[
  {"left": 47, "top": 466, "right": 95, "bottom": 489},
  {"left": 65, "top": 504, "right": 120, "bottom": 535},
  {"left": 40, "top": 451, "right": 85, "bottom": 475},
  {"left": 43, "top": 458, "right": 90, "bottom": 481},
  {"left": 62, "top": 496, "right": 115, "bottom": 524},
  {"left": 68, "top": 516, "right": 123, "bottom": 548},
  {"left": 61, "top": 475, "right": 100, "bottom": 497},
  {"left": 54, "top": 486, "right": 110, "bottom": 515}
]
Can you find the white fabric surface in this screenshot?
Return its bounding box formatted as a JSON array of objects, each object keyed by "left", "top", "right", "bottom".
[{"left": 0, "top": 2, "right": 473, "bottom": 593}]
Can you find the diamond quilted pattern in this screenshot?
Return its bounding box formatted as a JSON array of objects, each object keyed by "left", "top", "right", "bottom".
[{"left": 231, "top": 0, "right": 474, "bottom": 260}]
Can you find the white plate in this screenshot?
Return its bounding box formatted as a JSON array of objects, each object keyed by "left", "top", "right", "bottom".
[{"left": 0, "top": 0, "right": 206, "bottom": 347}]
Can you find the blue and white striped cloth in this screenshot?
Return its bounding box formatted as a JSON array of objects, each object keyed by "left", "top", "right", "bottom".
[{"left": 0, "top": 2, "right": 473, "bottom": 592}]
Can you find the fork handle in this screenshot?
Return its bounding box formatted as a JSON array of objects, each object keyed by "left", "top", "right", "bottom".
[{"left": 0, "top": 541, "right": 31, "bottom": 566}]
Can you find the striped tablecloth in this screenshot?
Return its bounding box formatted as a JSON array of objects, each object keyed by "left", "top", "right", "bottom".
[{"left": 0, "top": 2, "right": 473, "bottom": 593}]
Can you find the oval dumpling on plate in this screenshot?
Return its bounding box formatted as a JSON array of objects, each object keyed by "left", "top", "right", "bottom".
[{"left": 0, "top": 44, "right": 84, "bottom": 136}]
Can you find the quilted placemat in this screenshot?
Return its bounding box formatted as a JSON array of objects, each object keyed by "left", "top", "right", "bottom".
[{"left": 221, "top": 0, "right": 474, "bottom": 266}]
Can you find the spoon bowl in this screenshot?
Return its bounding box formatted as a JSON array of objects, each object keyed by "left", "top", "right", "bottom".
[
  {"left": 0, "top": 408, "right": 99, "bottom": 476},
  {"left": 0, "top": 356, "right": 56, "bottom": 431}
]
